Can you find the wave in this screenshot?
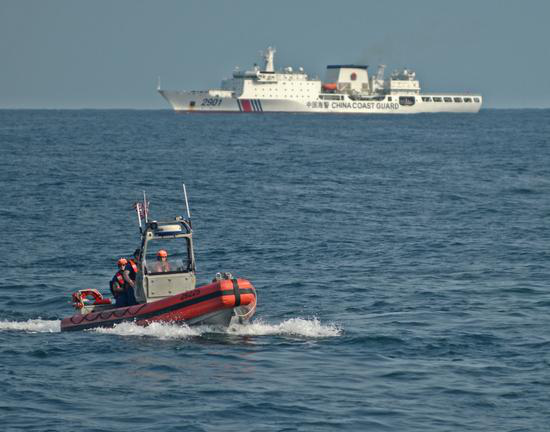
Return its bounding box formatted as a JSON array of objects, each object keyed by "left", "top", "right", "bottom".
[
  {"left": 0, "top": 319, "right": 61, "bottom": 333},
  {"left": 94, "top": 317, "right": 342, "bottom": 339}
]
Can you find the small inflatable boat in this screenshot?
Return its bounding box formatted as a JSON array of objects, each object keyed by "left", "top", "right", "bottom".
[
  {"left": 61, "top": 278, "right": 256, "bottom": 331},
  {"left": 60, "top": 187, "right": 257, "bottom": 332}
]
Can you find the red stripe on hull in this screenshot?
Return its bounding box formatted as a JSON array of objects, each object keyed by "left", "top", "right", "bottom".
[{"left": 241, "top": 100, "right": 252, "bottom": 112}]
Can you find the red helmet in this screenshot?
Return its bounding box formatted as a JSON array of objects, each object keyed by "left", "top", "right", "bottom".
[
  {"left": 117, "top": 258, "right": 128, "bottom": 266},
  {"left": 157, "top": 249, "right": 168, "bottom": 258}
]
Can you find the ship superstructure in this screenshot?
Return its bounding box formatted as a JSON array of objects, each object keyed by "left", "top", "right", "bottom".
[{"left": 159, "top": 47, "right": 482, "bottom": 114}]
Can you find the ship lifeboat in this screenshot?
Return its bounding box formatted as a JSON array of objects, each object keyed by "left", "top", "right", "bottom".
[
  {"left": 60, "top": 278, "right": 257, "bottom": 332},
  {"left": 322, "top": 83, "right": 337, "bottom": 91}
]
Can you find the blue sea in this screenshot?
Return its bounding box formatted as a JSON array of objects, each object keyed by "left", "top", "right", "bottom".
[{"left": 1, "top": 109, "right": 549, "bottom": 431}]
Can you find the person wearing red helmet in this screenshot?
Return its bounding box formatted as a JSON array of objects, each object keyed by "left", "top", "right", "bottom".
[
  {"left": 110, "top": 257, "right": 138, "bottom": 307},
  {"left": 154, "top": 249, "right": 171, "bottom": 273}
]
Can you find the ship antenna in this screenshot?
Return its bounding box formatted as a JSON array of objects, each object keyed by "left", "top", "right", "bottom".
[{"left": 157, "top": 76, "right": 161, "bottom": 91}]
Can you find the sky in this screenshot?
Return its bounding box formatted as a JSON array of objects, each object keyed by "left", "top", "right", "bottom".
[{"left": 1, "top": 0, "right": 549, "bottom": 109}]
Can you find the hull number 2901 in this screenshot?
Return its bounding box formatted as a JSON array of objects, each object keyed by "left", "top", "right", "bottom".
[{"left": 201, "top": 98, "right": 222, "bottom": 106}]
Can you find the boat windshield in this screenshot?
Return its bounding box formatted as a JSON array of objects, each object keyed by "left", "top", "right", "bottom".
[{"left": 144, "top": 237, "right": 193, "bottom": 274}]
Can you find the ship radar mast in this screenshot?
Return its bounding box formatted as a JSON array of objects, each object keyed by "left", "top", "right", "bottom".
[
  {"left": 370, "top": 64, "right": 386, "bottom": 93},
  {"left": 376, "top": 65, "right": 386, "bottom": 83},
  {"left": 262, "top": 47, "right": 276, "bottom": 72}
]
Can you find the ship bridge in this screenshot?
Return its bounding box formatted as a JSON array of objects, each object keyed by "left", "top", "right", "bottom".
[
  {"left": 387, "top": 69, "right": 421, "bottom": 94},
  {"left": 220, "top": 47, "right": 321, "bottom": 100}
]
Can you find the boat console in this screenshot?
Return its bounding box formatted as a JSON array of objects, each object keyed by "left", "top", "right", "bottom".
[{"left": 135, "top": 217, "right": 196, "bottom": 303}]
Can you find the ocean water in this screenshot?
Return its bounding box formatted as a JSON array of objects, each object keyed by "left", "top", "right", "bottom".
[{"left": 0, "top": 109, "right": 549, "bottom": 431}]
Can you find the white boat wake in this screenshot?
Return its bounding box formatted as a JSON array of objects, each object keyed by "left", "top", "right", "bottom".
[
  {"left": 0, "top": 317, "right": 341, "bottom": 339},
  {"left": 224, "top": 317, "right": 342, "bottom": 338},
  {"left": 94, "top": 321, "right": 202, "bottom": 339},
  {"left": 0, "top": 319, "right": 61, "bottom": 333},
  {"left": 95, "top": 317, "right": 341, "bottom": 340}
]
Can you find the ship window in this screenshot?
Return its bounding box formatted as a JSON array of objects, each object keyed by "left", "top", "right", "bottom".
[
  {"left": 474, "top": 97, "right": 480, "bottom": 103},
  {"left": 399, "top": 96, "right": 415, "bottom": 106},
  {"left": 189, "top": 101, "right": 196, "bottom": 107},
  {"left": 388, "top": 97, "right": 392, "bottom": 101},
  {"left": 464, "top": 97, "right": 472, "bottom": 103},
  {"left": 422, "top": 97, "right": 432, "bottom": 102},
  {"left": 319, "top": 94, "right": 342, "bottom": 101},
  {"left": 454, "top": 97, "right": 463, "bottom": 103},
  {"left": 433, "top": 97, "right": 442, "bottom": 102},
  {"left": 444, "top": 97, "right": 452, "bottom": 102}
]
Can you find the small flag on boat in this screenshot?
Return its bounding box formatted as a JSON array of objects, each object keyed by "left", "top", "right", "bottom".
[{"left": 133, "top": 201, "right": 148, "bottom": 219}]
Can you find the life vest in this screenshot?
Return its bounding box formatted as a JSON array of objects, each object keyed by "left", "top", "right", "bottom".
[
  {"left": 128, "top": 259, "right": 138, "bottom": 274},
  {"left": 115, "top": 271, "right": 127, "bottom": 288},
  {"left": 127, "top": 259, "right": 139, "bottom": 281}
]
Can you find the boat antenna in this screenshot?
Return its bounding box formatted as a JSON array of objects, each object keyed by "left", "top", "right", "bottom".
[
  {"left": 182, "top": 183, "right": 191, "bottom": 224},
  {"left": 143, "top": 190, "right": 149, "bottom": 223},
  {"left": 134, "top": 201, "right": 143, "bottom": 231}
]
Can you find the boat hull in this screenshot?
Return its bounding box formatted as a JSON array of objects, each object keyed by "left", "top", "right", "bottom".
[{"left": 60, "top": 278, "right": 256, "bottom": 332}]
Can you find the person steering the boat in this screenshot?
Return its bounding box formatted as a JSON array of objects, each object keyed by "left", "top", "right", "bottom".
[
  {"left": 111, "top": 257, "right": 138, "bottom": 307},
  {"left": 154, "top": 249, "right": 171, "bottom": 273}
]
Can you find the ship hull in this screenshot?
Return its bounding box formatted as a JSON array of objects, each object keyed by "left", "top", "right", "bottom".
[{"left": 160, "top": 90, "right": 482, "bottom": 114}]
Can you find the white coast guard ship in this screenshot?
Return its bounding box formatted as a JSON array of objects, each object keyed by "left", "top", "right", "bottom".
[{"left": 159, "top": 47, "right": 482, "bottom": 114}]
